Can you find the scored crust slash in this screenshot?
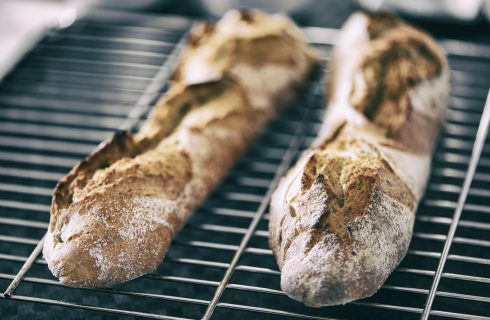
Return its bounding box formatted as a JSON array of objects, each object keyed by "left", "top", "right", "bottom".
[
  {"left": 42, "top": 9, "right": 318, "bottom": 288},
  {"left": 269, "top": 12, "right": 450, "bottom": 307}
]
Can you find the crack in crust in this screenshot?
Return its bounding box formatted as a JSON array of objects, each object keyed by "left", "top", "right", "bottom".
[
  {"left": 270, "top": 138, "right": 418, "bottom": 306},
  {"left": 350, "top": 16, "right": 447, "bottom": 153},
  {"left": 269, "top": 11, "right": 449, "bottom": 307},
  {"left": 50, "top": 81, "right": 228, "bottom": 233},
  {"left": 51, "top": 131, "right": 137, "bottom": 232},
  {"left": 45, "top": 9, "right": 318, "bottom": 288},
  {"left": 280, "top": 138, "right": 415, "bottom": 259}
]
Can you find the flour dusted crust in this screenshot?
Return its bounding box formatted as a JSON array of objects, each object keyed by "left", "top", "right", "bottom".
[
  {"left": 43, "top": 9, "right": 317, "bottom": 287},
  {"left": 269, "top": 12, "right": 450, "bottom": 306},
  {"left": 174, "top": 9, "right": 316, "bottom": 110}
]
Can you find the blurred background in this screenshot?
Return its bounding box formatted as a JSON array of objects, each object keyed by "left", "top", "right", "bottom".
[{"left": 2, "top": 0, "right": 490, "bottom": 80}]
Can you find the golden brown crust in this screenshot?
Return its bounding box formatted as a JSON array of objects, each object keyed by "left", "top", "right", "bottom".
[
  {"left": 365, "top": 12, "right": 403, "bottom": 39},
  {"left": 49, "top": 191, "right": 180, "bottom": 287},
  {"left": 269, "top": 12, "right": 449, "bottom": 306},
  {"left": 51, "top": 131, "right": 137, "bottom": 231},
  {"left": 274, "top": 138, "right": 416, "bottom": 261},
  {"left": 349, "top": 21, "right": 447, "bottom": 153},
  {"left": 44, "top": 9, "right": 317, "bottom": 288}
]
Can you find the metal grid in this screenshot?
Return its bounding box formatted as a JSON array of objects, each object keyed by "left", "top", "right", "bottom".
[{"left": 0, "top": 9, "right": 489, "bottom": 320}]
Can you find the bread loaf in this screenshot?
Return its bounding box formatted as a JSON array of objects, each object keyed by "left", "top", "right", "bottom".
[
  {"left": 269, "top": 12, "right": 450, "bottom": 306},
  {"left": 43, "top": 9, "right": 317, "bottom": 288}
]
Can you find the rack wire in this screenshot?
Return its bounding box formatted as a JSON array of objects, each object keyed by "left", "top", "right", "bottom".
[{"left": 0, "top": 9, "right": 489, "bottom": 320}]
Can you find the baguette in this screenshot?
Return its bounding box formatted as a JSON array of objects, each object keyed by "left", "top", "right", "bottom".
[
  {"left": 269, "top": 12, "right": 450, "bottom": 307},
  {"left": 43, "top": 9, "right": 317, "bottom": 288}
]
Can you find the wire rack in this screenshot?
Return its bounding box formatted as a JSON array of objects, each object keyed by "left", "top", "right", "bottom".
[{"left": 0, "top": 9, "right": 489, "bottom": 320}]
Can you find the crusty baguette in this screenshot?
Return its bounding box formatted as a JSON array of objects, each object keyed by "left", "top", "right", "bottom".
[
  {"left": 269, "top": 12, "right": 450, "bottom": 307},
  {"left": 43, "top": 9, "right": 317, "bottom": 288}
]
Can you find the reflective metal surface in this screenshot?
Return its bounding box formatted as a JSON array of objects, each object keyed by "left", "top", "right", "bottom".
[{"left": 0, "top": 9, "right": 489, "bottom": 320}]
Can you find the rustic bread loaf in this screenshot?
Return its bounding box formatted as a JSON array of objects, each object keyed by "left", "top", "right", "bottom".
[
  {"left": 43, "top": 9, "right": 317, "bottom": 288},
  {"left": 269, "top": 12, "right": 450, "bottom": 307}
]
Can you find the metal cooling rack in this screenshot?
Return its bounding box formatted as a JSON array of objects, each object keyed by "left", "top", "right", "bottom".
[{"left": 0, "top": 9, "right": 489, "bottom": 320}]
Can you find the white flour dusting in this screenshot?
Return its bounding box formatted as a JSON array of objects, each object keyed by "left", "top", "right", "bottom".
[
  {"left": 43, "top": 9, "right": 317, "bottom": 287},
  {"left": 410, "top": 68, "right": 450, "bottom": 121},
  {"left": 229, "top": 63, "right": 305, "bottom": 111},
  {"left": 88, "top": 245, "right": 111, "bottom": 281},
  {"left": 279, "top": 189, "right": 414, "bottom": 306},
  {"left": 117, "top": 197, "right": 175, "bottom": 242}
]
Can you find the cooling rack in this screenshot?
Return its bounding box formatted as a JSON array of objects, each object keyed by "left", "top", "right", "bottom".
[{"left": 0, "top": 9, "right": 489, "bottom": 320}]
